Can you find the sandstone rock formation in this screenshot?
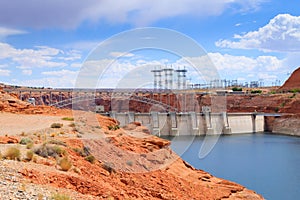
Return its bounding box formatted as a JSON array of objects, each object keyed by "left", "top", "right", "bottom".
[
  {"left": 0, "top": 87, "right": 264, "bottom": 199},
  {"left": 278, "top": 67, "right": 300, "bottom": 92}
]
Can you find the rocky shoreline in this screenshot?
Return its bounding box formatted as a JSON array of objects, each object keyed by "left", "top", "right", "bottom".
[{"left": 265, "top": 114, "right": 300, "bottom": 137}]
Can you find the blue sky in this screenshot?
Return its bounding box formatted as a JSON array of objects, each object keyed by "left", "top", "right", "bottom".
[{"left": 0, "top": 0, "right": 300, "bottom": 88}]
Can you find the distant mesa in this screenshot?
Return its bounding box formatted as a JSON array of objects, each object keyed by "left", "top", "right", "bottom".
[{"left": 278, "top": 67, "right": 300, "bottom": 92}]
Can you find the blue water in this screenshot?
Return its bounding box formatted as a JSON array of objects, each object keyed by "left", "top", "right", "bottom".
[{"left": 167, "top": 134, "right": 300, "bottom": 200}]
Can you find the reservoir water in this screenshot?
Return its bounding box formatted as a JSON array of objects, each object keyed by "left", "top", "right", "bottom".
[{"left": 167, "top": 133, "right": 300, "bottom": 200}]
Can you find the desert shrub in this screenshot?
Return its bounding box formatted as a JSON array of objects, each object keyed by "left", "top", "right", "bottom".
[
  {"left": 51, "top": 193, "right": 71, "bottom": 200},
  {"left": 69, "top": 123, "right": 76, "bottom": 127},
  {"left": 34, "top": 144, "right": 66, "bottom": 158},
  {"left": 53, "top": 145, "right": 67, "bottom": 156},
  {"left": 61, "top": 117, "right": 74, "bottom": 121},
  {"left": 72, "top": 148, "right": 85, "bottom": 157},
  {"left": 59, "top": 157, "right": 72, "bottom": 171},
  {"left": 47, "top": 139, "right": 67, "bottom": 146},
  {"left": 26, "top": 142, "right": 34, "bottom": 149},
  {"left": 32, "top": 155, "right": 38, "bottom": 163},
  {"left": 20, "top": 138, "right": 32, "bottom": 145},
  {"left": 85, "top": 155, "right": 96, "bottom": 164},
  {"left": 102, "top": 162, "right": 115, "bottom": 173},
  {"left": 72, "top": 146, "right": 90, "bottom": 157},
  {"left": 251, "top": 90, "right": 262, "bottom": 94},
  {"left": 26, "top": 150, "right": 34, "bottom": 161},
  {"left": 4, "top": 147, "right": 21, "bottom": 160},
  {"left": 108, "top": 125, "right": 120, "bottom": 131},
  {"left": 51, "top": 123, "right": 63, "bottom": 128},
  {"left": 289, "top": 88, "right": 300, "bottom": 93},
  {"left": 126, "top": 160, "right": 133, "bottom": 166},
  {"left": 232, "top": 87, "right": 242, "bottom": 91}
]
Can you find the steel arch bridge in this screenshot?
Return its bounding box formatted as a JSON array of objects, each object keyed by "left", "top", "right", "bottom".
[{"left": 50, "top": 93, "right": 178, "bottom": 112}]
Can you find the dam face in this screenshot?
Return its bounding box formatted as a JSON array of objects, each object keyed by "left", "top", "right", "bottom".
[{"left": 107, "top": 112, "right": 265, "bottom": 136}]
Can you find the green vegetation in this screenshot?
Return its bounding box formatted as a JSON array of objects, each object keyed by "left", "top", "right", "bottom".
[
  {"left": 62, "top": 117, "right": 74, "bottom": 121},
  {"left": 108, "top": 125, "right": 120, "bottom": 131},
  {"left": 72, "top": 146, "right": 90, "bottom": 157},
  {"left": 26, "top": 142, "right": 34, "bottom": 149},
  {"left": 58, "top": 157, "right": 72, "bottom": 171},
  {"left": 4, "top": 147, "right": 21, "bottom": 160},
  {"left": 51, "top": 193, "right": 71, "bottom": 200},
  {"left": 251, "top": 90, "right": 262, "bottom": 94},
  {"left": 73, "top": 146, "right": 95, "bottom": 164},
  {"left": 289, "top": 88, "right": 300, "bottom": 93},
  {"left": 47, "top": 139, "right": 67, "bottom": 146},
  {"left": 232, "top": 87, "right": 242, "bottom": 91},
  {"left": 85, "top": 155, "right": 96, "bottom": 164},
  {"left": 34, "top": 144, "right": 66, "bottom": 158},
  {"left": 51, "top": 123, "right": 63, "bottom": 128},
  {"left": 26, "top": 150, "right": 34, "bottom": 161},
  {"left": 19, "top": 138, "right": 33, "bottom": 145}
]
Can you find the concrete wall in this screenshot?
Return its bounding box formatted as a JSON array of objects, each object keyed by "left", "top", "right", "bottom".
[
  {"left": 110, "top": 112, "right": 265, "bottom": 136},
  {"left": 227, "top": 114, "right": 254, "bottom": 134}
]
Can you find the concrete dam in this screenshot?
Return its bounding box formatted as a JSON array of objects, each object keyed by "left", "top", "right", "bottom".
[
  {"left": 4, "top": 88, "right": 268, "bottom": 136},
  {"left": 107, "top": 112, "right": 265, "bottom": 136}
]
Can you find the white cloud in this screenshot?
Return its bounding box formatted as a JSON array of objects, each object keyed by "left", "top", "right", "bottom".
[
  {"left": 0, "top": 69, "right": 10, "bottom": 76},
  {"left": 70, "top": 63, "right": 82, "bottom": 68},
  {"left": 109, "top": 52, "right": 134, "bottom": 58},
  {"left": 42, "top": 69, "right": 78, "bottom": 77},
  {"left": 22, "top": 69, "right": 32, "bottom": 76},
  {"left": 0, "top": 43, "right": 69, "bottom": 69},
  {"left": 0, "top": 27, "right": 27, "bottom": 39},
  {"left": 77, "top": 51, "right": 287, "bottom": 88},
  {"left": 12, "top": 77, "right": 76, "bottom": 88},
  {"left": 0, "top": 42, "right": 83, "bottom": 72},
  {"left": 0, "top": 0, "right": 266, "bottom": 28},
  {"left": 208, "top": 52, "right": 283, "bottom": 72},
  {"left": 14, "top": 70, "right": 79, "bottom": 88},
  {"left": 216, "top": 14, "right": 300, "bottom": 52}
]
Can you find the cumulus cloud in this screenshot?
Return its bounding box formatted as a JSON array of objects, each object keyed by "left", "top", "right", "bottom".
[
  {"left": 206, "top": 52, "right": 287, "bottom": 84},
  {"left": 0, "top": 42, "right": 82, "bottom": 70},
  {"left": 0, "top": 69, "right": 10, "bottom": 76},
  {"left": 216, "top": 14, "right": 300, "bottom": 52},
  {"left": 0, "top": 0, "right": 265, "bottom": 28}
]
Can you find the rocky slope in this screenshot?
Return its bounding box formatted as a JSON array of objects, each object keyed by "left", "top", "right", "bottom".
[
  {"left": 0, "top": 87, "right": 71, "bottom": 115},
  {"left": 0, "top": 87, "right": 264, "bottom": 199},
  {"left": 278, "top": 67, "right": 300, "bottom": 92}
]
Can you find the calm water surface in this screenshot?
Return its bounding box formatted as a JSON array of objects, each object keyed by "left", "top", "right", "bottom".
[{"left": 166, "top": 133, "right": 300, "bottom": 200}]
